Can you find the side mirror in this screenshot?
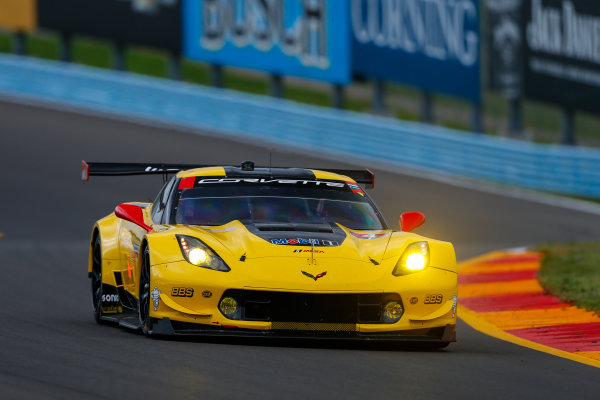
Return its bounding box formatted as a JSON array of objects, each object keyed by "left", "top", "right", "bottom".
[
  {"left": 115, "top": 204, "right": 153, "bottom": 233},
  {"left": 400, "top": 212, "right": 426, "bottom": 232}
]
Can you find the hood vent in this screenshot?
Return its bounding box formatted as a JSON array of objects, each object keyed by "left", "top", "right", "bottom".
[
  {"left": 245, "top": 223, "right": 346, "bottom": 246},
  {"left": 254, "top": 223, "right": 334, "bottom": 233}
]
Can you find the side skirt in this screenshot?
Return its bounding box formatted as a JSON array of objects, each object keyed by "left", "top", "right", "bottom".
[{"left": 99, "top": 283, "right": 142, "bottom": 331}]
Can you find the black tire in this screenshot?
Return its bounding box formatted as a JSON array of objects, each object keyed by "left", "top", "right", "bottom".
[
  {"left": 138, "top": 246, "right": 153, "bottom": 336},
  {"left": 90, "top": 235, "right": 104, "bottom": 324}
]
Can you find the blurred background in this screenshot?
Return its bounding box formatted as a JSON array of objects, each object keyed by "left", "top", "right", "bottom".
[
  {"left": 2, "top": 2, "right": 600, "bottom": 399},
  {"left": 1, "top": 0, "right": 599, "bottom": 201},
  {"left": 1, "top": 0, "right": 600, "bottom": 146}
]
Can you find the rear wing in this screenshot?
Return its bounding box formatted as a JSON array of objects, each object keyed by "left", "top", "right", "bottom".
[{"left": 81, "top": 160, "right": 375, "bottom": 188}]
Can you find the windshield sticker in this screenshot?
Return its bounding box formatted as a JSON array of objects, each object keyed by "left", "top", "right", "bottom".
[
  {"left": 346, "top": 181, "right": 365, "bottom": 196},
  {"left": 196, "top": 178, "right": 346, "bottom": 188},
  {"left": 271, "top": 238, "right": 339, "bottom": 246}
]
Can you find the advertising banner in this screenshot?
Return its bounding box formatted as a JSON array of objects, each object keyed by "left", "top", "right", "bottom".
[
  {"left": 486, "top": 0, "right": 522, "bottom": 99},
  {"left": 523, "top": 0, "right": 600, "bottom": 114},
  {"left": 351, "top": 0, "right": 481, "bottom": 102},
  {"left": 183, "top": 0, "right": 351, "bottom": 84},
  {"left": 38, "top": 0, "right": 182, "bottom": 53},
  {"left": 0, "top": 0, "right": 36, "bottom": 32}
]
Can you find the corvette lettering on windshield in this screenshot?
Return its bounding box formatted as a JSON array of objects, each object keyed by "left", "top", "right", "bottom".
[{"left": 196, "top": 178, "right": 345, "bottom": 187}]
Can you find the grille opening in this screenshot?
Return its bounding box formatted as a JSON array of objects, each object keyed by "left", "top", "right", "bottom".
[
  {"left": 221, "top": 290, "right": 401, "bottom": 324},
  {"left": 254, "top": 223, "right": 334, "bottom": 233}
]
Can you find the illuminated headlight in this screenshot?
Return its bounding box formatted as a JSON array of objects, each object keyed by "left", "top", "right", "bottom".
[
  {"left": 382, "top": 301, "right": 404, "bottom": 323},
  {"left": 176, "top": 235, "right": 230, "bottom": 272},
  {"left": 219, "top": 297, "right": 241, "bottom": 319},
  {"left": 392, "top": 242, "right": 430, "bottom": 276}
]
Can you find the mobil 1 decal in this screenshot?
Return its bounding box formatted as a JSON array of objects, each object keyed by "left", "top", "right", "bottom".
[{"left": 271, "top": 238, "right": 339, "bottom": 247}]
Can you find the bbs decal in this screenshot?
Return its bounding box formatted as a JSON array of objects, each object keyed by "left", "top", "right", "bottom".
[
  {"left": 171, "top": 287, "right": 194, "bottom": 297},
  {"left": 424, "top": 294, "right": 443, "bottom": 304}
]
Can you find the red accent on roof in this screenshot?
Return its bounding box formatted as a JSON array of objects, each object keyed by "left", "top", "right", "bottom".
[
  {"left": 458, "top": 269, "right": 538, "bottom": 284},
  {"left": 178, "top": 176, "right": 195, "bottom": 189},
  {"left": 507, "top": 322, "right": 600, "bottom": 353},
  {"left": 460, "top": 293, "right": 564, "bottom": 313}
]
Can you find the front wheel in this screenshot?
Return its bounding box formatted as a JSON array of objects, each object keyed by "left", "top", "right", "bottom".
[
  {"left": 138, "top": 246, "right": 153, "bottom": 335},
  {"left": 90, "top": 236, "right": 103, "bottom": 323}
]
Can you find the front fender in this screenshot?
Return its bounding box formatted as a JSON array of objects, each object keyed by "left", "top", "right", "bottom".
[{"left": 88, "top": 213, "right": 122, "bottom": 276}]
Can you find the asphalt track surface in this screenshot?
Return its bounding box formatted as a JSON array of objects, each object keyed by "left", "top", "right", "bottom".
[{"left": 2, "top": 99, "right": 600, "bottom": 399}]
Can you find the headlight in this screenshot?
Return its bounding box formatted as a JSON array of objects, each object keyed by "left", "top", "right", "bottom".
[
  {"left": 392, "top": 242, "right": 429, "bottom": 276},
  {"left": 176, "top": 235, "right": 230, "bottom": 272}
]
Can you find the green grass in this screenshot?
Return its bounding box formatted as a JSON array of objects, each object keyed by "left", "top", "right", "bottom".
[
  {"left": 538, "top": 242, "right": 600, "bottom": 313},
  {"left": 225, "top": 70, "right": 269, "bottom": 95},
  {"left": 72, "top": 39, "right": 112, "bottom": 68},
  {"left": 395, "top": 109, "right": 419, "bottom": 122},
  {"left": 0, "top": 33, "right": 11, "bottom": 52},
  {"left": 27, "top": 34, "right": 58, "bottom": 60},
  {"left": 181, "top": 61, "right": 210, "bottom": 85},
  {"left": 126, "top": 48, "right": 167, "bottom": 78}
]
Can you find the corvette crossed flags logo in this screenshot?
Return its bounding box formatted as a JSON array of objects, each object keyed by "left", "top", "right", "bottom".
[{"left": 301, "top": 271, "right": 327, "bottom": 281}]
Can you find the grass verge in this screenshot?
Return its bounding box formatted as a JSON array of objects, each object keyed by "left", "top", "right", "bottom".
[{"left": 538, "top": 242, "right": 600, "bottom": 314}]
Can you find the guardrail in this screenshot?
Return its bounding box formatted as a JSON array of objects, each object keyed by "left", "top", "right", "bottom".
[{"left": 1, "top": 54, "right": 599, "bottom": 198}]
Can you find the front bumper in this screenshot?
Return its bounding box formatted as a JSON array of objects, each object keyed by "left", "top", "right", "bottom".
[
  {"left": 148, "top": 261, "right": 458, "bottom": 340},
  {"left": 149, "top": 317, "right": 456, "bottom": 343}
]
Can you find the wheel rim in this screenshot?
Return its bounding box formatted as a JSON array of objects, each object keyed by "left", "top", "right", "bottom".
[
  {"left": 139, "top": 249, "right": 151, "bottom": 328},
  {"left": 91, "top": 239, "right": 102, "bottom": 316}
]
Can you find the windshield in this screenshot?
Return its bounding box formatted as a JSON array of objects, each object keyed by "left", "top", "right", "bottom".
[{"left": 174, "top": 181, "right": 386, "bottom": 230}]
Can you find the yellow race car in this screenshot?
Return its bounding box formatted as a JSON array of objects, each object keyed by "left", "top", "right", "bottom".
[{"left": 83, "top": 160, "right": 457, "bottom": 346}]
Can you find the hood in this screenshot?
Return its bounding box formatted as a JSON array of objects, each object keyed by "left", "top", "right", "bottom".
[{"left": 181, "top": 221, "right": 395, "bottom": 290}]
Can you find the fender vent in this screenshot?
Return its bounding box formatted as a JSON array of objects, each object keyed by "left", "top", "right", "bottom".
[{"left": 114, "top": 271, "right": 123, "bottom": 286}]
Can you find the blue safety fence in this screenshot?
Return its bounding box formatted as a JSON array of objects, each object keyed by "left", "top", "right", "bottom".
[{"left": 0, "top": 54, "right": 599, "bottom": 198}]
